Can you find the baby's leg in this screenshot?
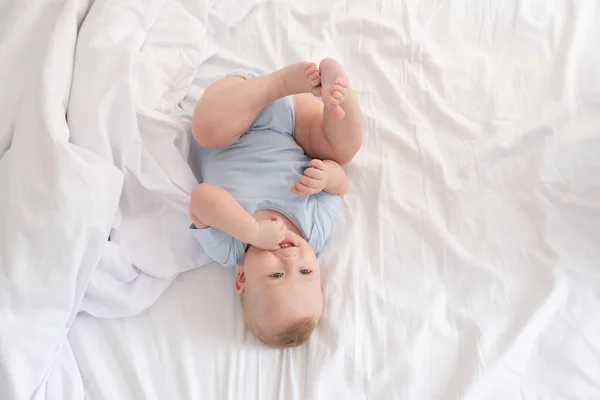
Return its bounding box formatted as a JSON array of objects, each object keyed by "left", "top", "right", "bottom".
[
  {"left": 294, "top": 59, "right": 362, "bottom": 165},
  {"left": 192, "top": 63, "right": 321, "bottom": 149}
]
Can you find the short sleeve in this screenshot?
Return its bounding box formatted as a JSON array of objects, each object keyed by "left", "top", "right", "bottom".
[
  {"left": 307, "top": 193, "right": 342, "bottom": 254},
  {"left": 190, "top": 226, "right": 245, "bottom": 267}
]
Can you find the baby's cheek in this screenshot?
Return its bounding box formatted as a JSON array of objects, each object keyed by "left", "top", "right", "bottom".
[
  {"left": 303, "top": 247, "right": 319, "bottom": 265},
  {"left": 245, "top": 249, "right": 280, "bottom": 270}
]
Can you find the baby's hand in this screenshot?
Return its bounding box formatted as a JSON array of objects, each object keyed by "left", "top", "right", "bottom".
[
  {"left": 291, "top": 159, "right": 329, "bottom": 195},
  {"left": 252, "top": 217, "right": 287, "bottom": 250}
]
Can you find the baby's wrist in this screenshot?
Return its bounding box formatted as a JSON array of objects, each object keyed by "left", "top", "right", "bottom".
[
  {"left": 243, "top": 218, "right": 261, "bottom": 245},
  {"left": 253, "top": 219, "right": 263, "bottom": 244},
  {"left": 322, "top": 162, "right": 333, "bottom": 189}
]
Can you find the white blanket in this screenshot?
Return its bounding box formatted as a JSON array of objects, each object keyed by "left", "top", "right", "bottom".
[
  {"left": 1, "top": 0, "right": 219, "bottom": 397},
  {"left": 2, "top": 0, "right": 600, "bottom": 399},
  {"left": 0, "top": 1, "right": 121, "bottom": 398},
  {"left": 69, "top": 0, "right": 213, "bottom": 319}
]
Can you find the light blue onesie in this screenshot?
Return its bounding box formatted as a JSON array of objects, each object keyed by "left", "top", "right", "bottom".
[{"left": 189, "top": 68, "right": 342, "bottom": 267}]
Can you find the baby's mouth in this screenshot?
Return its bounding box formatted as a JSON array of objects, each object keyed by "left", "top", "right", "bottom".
[{"left": 278, "top": 240, "right": 296, "bottom": 249}]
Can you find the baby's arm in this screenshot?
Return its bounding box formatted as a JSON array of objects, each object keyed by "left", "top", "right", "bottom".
[
  {"left": 190, "top": 184, "right": 286, "bottom": 249},
  {"left": 291, "top": 159, "right": 348, "bottom": 198}
]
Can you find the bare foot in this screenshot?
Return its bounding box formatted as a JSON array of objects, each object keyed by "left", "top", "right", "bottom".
[
  {"left": 315, "top": 58, "right": 349, "bottom": 119},
  {"left": 273, "top": 62, "right": 321, "bottom": 96}
]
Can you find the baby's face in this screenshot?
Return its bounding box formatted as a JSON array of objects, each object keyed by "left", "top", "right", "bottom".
[{"left": 235, "top": 229, "right": 323, "bottom": 335}]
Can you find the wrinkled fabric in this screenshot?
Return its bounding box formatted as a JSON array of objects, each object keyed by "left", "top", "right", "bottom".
[{"left": 2, "top": 0, "right": 600, "bottom": 399}]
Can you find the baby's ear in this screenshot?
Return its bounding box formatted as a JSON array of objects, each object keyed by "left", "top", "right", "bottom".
[{"left": 235, "top": 266, "right": 246, "bottom": 294}]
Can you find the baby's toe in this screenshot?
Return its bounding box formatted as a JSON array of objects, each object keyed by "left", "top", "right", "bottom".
[
  {"left": 324, "top": 92, "right": 341, "bottom": 106},
  {"left": 305, "top": 63, "right": 318, "bottom": 76},
  {"left": 325, "top": 84, "right": 346, "bottom": 105},
  {"left": 308, "top": 70, "right": 321, "bottom": 86},
  {"left": 332, "top": 90, "right": 344, "bottom": 101},
  {"left": 333, "top": 83, "right": 346, "bottom": 96},
  {"left": 334, "top": 77, "right": 348, "bottom": 88}
]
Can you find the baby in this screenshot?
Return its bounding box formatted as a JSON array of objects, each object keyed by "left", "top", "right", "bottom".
[{"left": 188, "top": 59, "right": 362, "bottom": 347}]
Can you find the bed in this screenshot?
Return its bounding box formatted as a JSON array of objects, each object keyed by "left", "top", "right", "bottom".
[{"left": 2, "top": 0, "right": 600, "bottom": 399}]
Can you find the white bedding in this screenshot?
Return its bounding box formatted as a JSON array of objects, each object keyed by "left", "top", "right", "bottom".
[{"left": 2, "top": 0, "right": 600, "bottom": 399}]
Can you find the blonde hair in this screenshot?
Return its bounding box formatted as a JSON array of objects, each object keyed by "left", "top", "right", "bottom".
[{"left": 241, "top": 295, "right": 319, "bottom": 347}]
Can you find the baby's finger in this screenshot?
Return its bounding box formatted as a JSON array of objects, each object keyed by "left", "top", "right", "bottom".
[
  {"left": 294, "top": 181, "right": 316, "bottom": 194},
  {"left": 299, "top": 175, "right": 321, "bottom": 188},
  {"left": 309, "top": 159, "right": 326, "bottom": 170},
  {"left": 275, "top": 231, "right": 285, "bottom": 242},
  {"left": 291, "top": 185, "right": 311, "bottom": 195},
  {"left": 278, "top": 219, "right": 286, "bottom": 230},
  {"left": 304, "top": 167, "right": 325, "bottom": 180}
]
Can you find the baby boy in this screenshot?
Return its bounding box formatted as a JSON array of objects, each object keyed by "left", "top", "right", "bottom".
[{"left": 188, "top": 59, "right": 362, "bottom": 347}]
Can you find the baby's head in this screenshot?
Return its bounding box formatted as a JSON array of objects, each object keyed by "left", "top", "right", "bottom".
[{"left": 235, "top": 229, "right": 322, "bottom": 347}]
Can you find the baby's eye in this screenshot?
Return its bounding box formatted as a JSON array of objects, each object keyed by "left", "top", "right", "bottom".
[
  {"left": 300, "top": 269, "right": 312, "bottom": 275},
  {"left": 270, "top": 272, "right": 284, "bottom": 279}
]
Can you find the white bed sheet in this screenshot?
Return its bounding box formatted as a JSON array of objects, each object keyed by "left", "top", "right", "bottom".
[
  {"left": 69, "top": 1, "right": 600, "bottom": 399},
  {"left": 2, "top": 0, "right": 600, "bottom": 399}
]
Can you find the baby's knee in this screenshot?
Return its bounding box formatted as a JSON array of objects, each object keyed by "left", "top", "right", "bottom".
[
  {"left": 192, "top": 118, "right": 218, "bottom": 148},
  {"left": 192, "top": 117, "right": 238, "bottom": 149}
]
